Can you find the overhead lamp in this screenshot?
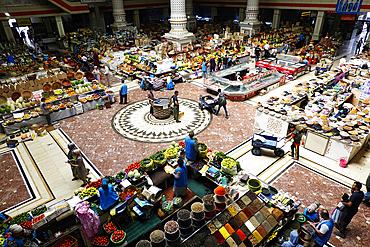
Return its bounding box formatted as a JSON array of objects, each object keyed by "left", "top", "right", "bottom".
[{"left": 5, "top": 12, "right": 10, "bottom": 16}]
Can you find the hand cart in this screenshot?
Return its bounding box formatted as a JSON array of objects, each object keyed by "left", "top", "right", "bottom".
[
  {"left": 199, "top": 95, "right": 219, "bottom": 114},
  {"left": 251, "top": 133, "right": 285, "bottom": 157}
]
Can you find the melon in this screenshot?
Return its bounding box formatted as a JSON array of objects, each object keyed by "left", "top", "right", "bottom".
[
  {"left": 134, "top": 172, "right": 141, "bottom": 179},
  {"left": 0, "top": 108, "right": 5, "bottom": 114},
  {"left": 128, "top": 171, "right": 135, "bottom": 178},
  {"left": 5, "top": 107, "right": 11, "bottom": 113}
]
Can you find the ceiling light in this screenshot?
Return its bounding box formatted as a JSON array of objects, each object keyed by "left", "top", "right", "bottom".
[{"left": 5, "top": 12, "right": 10, "bottom": 16}]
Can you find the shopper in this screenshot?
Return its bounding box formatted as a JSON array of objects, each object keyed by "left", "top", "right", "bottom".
[
  {"left": 355, "top": 38, "right": 363, "bottom": 55},
  {"left": 264, "top": 42, "right": 270, "bottom": 59},
  {"left": 223, "top": 55, "right": 228, "bottom": 69},
  {"left": 171, "top": 90, "right": 180, "bottom": 122},
  {"left": 172, "top": 158, "right": 187, "bottom": 197},
  {"left": 202, "top": 59, "right": 207, "bottom": 80},
  {"left": 215, "top": 88, "right": 229, "bottom": 119},
  {"left": 40, "top": 97, "right": 51, "bottom": 125},
  {"left": 334, "top": 181, "right": 364, "bottom": 238},
  {"left": 362, "top": 173, "right": 370, "bottom": 206},
  {"left": 71, "top": 149, "right": 88, "bottom": 187},
  {"left": 119, "top": 80, "right": 128, "bottom": 104},
  {"left": 303, "top": 203, "right": 320, "bottom": 222},
  {"left": 104, "top": 65, "right": 111, "bottom": 87},
  {"left": 332, "top": 193, "right": 349, "bottom": 228},
  {"left": 92, "top": 66, "right": 101, "bottom": 84},
  {"left": 66, "top": 143, "right": 78, "bottom": 181},
  {"left": 255, "top": 46, "right": 261, "bottom": 63},
  {"left": 281, "top": 231, "right": 303, "bottom": 247},
  {"left": 285, "top": 125, "right": 301, "bottom": 160},
  {"left": 210, "top": 56, "right": 216, "bottom": 72},
  {"left": 148, "top": 88, "right": 155, "bottom": 114},
  {"left": 309, "top": 209, "right": 334, "bottom": 247},
  {"left": 185, "top": 130, "right": 198, "bottom": 165},
  {"left": 339, "top": 56, "right": 347, "bottom": 66}
]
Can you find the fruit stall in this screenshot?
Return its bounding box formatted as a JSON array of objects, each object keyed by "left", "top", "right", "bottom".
[{"left": 204, "top": 65, "right": 286, "bottom": 101}]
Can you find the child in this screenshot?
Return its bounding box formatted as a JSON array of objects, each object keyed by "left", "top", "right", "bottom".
[{"left": 332, "top": 193, "right": 349, "bottom": 227}]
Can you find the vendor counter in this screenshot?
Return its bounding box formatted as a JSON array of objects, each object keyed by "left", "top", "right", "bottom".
[
  {"left": 1, "top": 107, "right": 76, "bottom": 135},
  {"left": 254, "top": 111, "right": 370, "bottom": 162},
  {"left": 151, "top": 97, "right": 171, "bottom": 119}
]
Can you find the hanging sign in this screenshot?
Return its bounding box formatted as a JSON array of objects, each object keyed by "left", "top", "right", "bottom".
[
  {"left": 335, "top": 0, "right": 363, "bottom": 14},
  {"left": 17, "top": 18, "right": 31, "bottom": 26},
  {"left": 341, "top": 14, "right": 356, "bottom": 21}
]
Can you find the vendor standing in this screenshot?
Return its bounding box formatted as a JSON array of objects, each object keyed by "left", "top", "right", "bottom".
[
  {"left": 148, "top": 89, "right": 155, "bottom": 114},
  {"left": 285, "top": 125, "right": 301, "bottom": 160},
  {"left": 185, "top": 130, "right": 198, "bottom": 165},
  {"left": 172, "top": 159, "right": 187, "bottom": 197},
  {"left": 7, "top": 224, "right": 38, "bottom": 247},
  {"left": 98, "top": 178, "right": 119, "bottom": 211},
  {"left": 171, "top": 91, "right": 180, "bottom": 123}
]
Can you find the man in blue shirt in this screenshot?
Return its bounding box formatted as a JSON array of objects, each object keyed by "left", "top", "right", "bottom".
[
  {"left": 171, "top": 91, "right": 180, "bottom": 122},
  {"left": 119, "top": 80, "right": 128, "bottom": 104},
  {"left": 202, "top": 59, "right": 207, "bottom": 80},
  {"left": 185, "top": 130, "right": 198, "bottom": 165},
  {"left": 309, "top": 209, "right": 334, "bottom": 247}
]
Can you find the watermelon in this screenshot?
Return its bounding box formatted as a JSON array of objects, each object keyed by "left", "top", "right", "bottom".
[
  {"left": 5, "top": 107, "right": 11, "bottom": 113},
  {"left": 0, "top": 108, "right": 5, "bottom": 114}
]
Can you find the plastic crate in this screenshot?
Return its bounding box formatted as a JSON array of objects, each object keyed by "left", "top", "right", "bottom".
[
  {"left": 6, "top": 140, "right": 19, "bottom": 148},
  {"left": 52, "top": 235, "right": 77, "bottom": 247}
]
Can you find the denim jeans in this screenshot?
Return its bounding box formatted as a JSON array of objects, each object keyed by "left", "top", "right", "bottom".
[{"left": 216, "top": 105, "right": 228, "bottom": 117}]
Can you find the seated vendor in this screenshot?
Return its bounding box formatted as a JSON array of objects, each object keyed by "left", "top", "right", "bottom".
[
  {"left": 303, "top": 203, "right": 320, "bottom": 222},
  {"left": 7, "top": 224, "right": 38, "bottom": 247},
  {"left": 281, "top": 231, "right": 303, "bottom": 247},
  {"left": 185, "top": 130, "right": 199, "bottom": 165},
  {"left": 98, "top": 178, "right": 119, "bottom": 211}
]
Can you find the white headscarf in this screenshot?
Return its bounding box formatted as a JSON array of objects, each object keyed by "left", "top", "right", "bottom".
[{"left": 9, "top": 224, "right": 23, "bottom": 234}]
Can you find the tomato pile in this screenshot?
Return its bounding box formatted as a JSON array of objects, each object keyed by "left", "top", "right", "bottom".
[
  {"left": 20, "top": 221, "right": 33, "bottom": 230},
  {"left": 92, "top": 236, "right": 109, "bottom": 246},
  {"left": 111, "top": 230, "right": 125, "bottom": 243},
  {"left": 125, "top": 161, "right": 140, "bottom": 173},
  {"left": 178, "top": 141, "right": 185, "bottom": 148},
  {"left": 32, "top": 214, "right": 45, "bottom": 224},
  {"left": 86, "top": 178, "right": 103, "bottom": 189},
  {"left": 103, "top": 222, "right": 116, "bottom": 234},
  {"left": 59, "top": 237, "right": 75, "bottom": 247}
]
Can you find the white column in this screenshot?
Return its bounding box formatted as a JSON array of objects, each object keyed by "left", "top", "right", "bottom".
[
  {"left": 55, "top": 16, "right": 65, "bottom": 37},
  {"left": 2, "top": 21, "right": 15, "bottom": 42},
  {"left": 111, "top": 0, "right": 128, "bottom": 30},
  {"left": 186, "top": 0, "right": 196, "bottom": 29},
  {"left": 312, "top": 11, "right": 325, "bottom": 41},
  {"left": 211, "top": 7, "right": 217, "bottom": 22},
  {"left": 239, "top": 7, "right": 245, "bottom": 23},
  {"left": 133, "top": 10, "right": 140, "bottom": 28},
  {"left": 239, "top": 0, "right": 261, "bottom": 34},
  {"left": 272, "top": 9, "right": 281, "bottom": 29},
  {"left": 163, "top": 7, "right": 169, "bottom": 26},
  {"left": 169, "top": 0, "right": 189, "bottom": 35}
]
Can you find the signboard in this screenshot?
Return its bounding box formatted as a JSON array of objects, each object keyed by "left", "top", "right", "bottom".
[
  {"left": 335, "top": 0, "right": 363, "bottom": 14},
  {"left": 341, "top": 14, "right": 356, "bottom": 21},
  {"left": 80, "top": 0, "right": 105, "bottom": 3},
  {"left": 17, "top": 18, "right": 31, "bottom": 26},
  {"left": 359, "top": 79, "right": 370, "bottom": 101}
]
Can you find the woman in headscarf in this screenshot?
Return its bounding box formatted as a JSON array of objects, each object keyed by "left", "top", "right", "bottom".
[
  {"left": 98, "top": 178, "right": 119, "bottom": 211},
  {"left": 66, "top": 143, "right": 78, "bottom": 181},
  {"left": 7, "top": 224, "right": 38, "bottom": 247},
  {"left": 70, "top": 149, "right": 88, "bottom": 187},
  {"left": 281, "top": 231, "right": 303, "bottom": 247}
]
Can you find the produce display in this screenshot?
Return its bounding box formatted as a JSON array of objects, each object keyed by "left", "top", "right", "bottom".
[
  {"left": 78, "top": 187, "right": 98, "bottom": 199},
  {"left": 86, "top": 178, "right": 103, "bottom": 189},
  {"left": 0, "top": 224, "right": 8, "bottom": 235},
  {"left": 125, "top": 161, "right": 140, "bottom": 174},
  {"left": 128, "top": 169, "right": 142, "bottom": 179},
  {"left": 140, "top": 158, "right": 154, "bottom": 172},
  {"left": 92, "top": 236, "right": 109, "bottom": 246},
  {"left": 58, "top": 237, "right": 75, "bottom": 247},
  {"left": 164, "top": 147, "right": 177, "bottom": 159},
  {"left": 111, "top": 230, "right": 126, "bottom": 243},
  {"left": 20, "top": 221, "right": 33, "bottom": 230},
  {"left": 32, "top": 214, "right": 45, "bottom": 225},
  {"left": 116, "top": 171, "right": 126, "bottom": 181},
  {"left": 9, "top": 212, "right": 30, "bottom": 225},
  {"left": 103, "top": 222, "right": 117, "bottom": 234},
  {"left": 0, "top": 97, "right": 37, "bottom": 114},
  {"left": 31, "top": 205, "right": 47, "bottom": 217},
  {"left": 0, "top": 235, "right": 5, "bottom": 247}
]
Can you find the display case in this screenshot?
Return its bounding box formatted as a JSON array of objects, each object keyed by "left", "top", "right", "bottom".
[{"left": 205, "top": 65, "right": 286, "bottom": 100}]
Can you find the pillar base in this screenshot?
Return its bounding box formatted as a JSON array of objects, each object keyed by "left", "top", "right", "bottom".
[
  {"left": 312, "top": 34, "right": 320, "bottom": 41},
  {"left": 239, "top": 21, "right": 262, "bottom": 37},
  {"left": 163, "top": 32, "right": 195, "bottom": 51},
  {"left": 111, "top": 22, "right": 131, "bottom": 31}
]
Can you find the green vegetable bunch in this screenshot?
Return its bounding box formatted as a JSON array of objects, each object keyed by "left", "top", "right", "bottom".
[
  {"left": 10, "top": 212, "right": 30, "bottom": 225},
  {"left": 31, "top": 205, "right": 47, "bottom": 217}
]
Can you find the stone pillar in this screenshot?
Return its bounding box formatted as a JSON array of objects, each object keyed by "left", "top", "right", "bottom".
[
  {"left": 133, "top": 10, "right": 140, "bottom": 28},
  {"left": 1, "top": 21, "right": 14, "bottom": 42},
  {"left": 272, "top": 9, "right": 281, "bottom": 29},
  {"left": 43, "top": 17, "right": 53, "bottom": 37},
  {"left": 239, "top": 0, "right": 261, "bottom": 36},
  {"left": 239, "top": 7, "right": 245, "bottom": 23},
  {"left": 312, "top": 11, "right": 325, "bottom": 41},
  {"left": 55, "top": 16, "right": 65, "bottom": 37},
  {"left": 211, "top": 7, "right": 217, "bottom": 22},
  {"left": 111, "top": 0, "right": 129, "bottom": 30},
  {"left": 163, "top": 0, "right": 195, "bottom": 51},
  {"left": 163, "top": 7, "right": 169, "bottom": 26},
  {"left": 94, "top": 4, "right": 103, "bottom": 32},
  {"left": 186, "top": 0, "right": 196, "bottom": 29}
]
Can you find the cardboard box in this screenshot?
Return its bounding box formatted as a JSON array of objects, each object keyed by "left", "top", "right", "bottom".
[{"left": 7, "top": 140, "right": 19, "bottom": 148}]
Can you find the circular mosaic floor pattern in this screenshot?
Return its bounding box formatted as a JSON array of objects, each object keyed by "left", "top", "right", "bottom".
[{"left": 111, "top": 98, "right": 213, "bottom": 143}]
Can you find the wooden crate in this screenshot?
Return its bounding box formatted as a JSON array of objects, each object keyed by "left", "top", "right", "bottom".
[{"left": 52, "top": 235, "right": 77, "bottom": 247}]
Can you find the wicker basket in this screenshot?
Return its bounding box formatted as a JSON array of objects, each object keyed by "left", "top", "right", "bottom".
[
  {"left": 43, "top": 83, "right": 52, "bottom": 92},
  {"left": 22, "top": 90, "right": 33, "bottom": 100}
]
